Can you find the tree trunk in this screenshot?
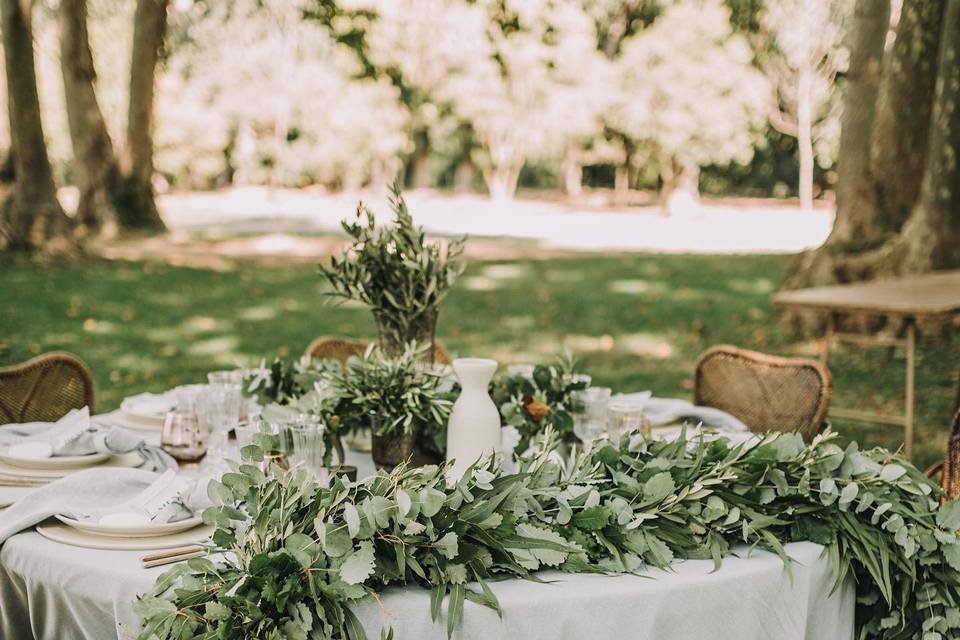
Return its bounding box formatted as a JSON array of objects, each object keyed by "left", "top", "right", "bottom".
[
  {"left": 486, "top": 163, "right": 521, "bottom": 201},
  {"left": 561, "top": 142, "right": 582, "bottom": 198},
  {"left": 453, "top": 157, "right": 476, "bottom": 193},
  {"left": 797, "top": 64, "right": 815, "bottom": 211},
  {"left": 0, "top": 0, "right": 76, "bottom": 255},
  {"left": 856, "top": 0, "right": 960, "bottom": 276},
  {"left": 115, "top": 0, "right": 168, "bottom": 231},
  {"left": 870, "top": 0, "right": 945, "bottom": 233},
  {"left": 782, "top": 0, "right": 891, "bottom": 290},
  {"left": 60, "top": 0, "right": 120, "bottom": 237},
  {"left": 408, "top": 129, "right": 431, "bottom": 190},
  {"left": 786, "top": 0, "right": 960, "bottom": 289}
]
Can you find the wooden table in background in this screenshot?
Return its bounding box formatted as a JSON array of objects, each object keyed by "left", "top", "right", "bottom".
[{"left": 773, "top": 270, "right": 960, "bottom": 458}]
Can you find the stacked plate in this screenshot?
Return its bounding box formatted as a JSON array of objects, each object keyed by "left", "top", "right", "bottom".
[
  {"left": 118, "top": 392, "right": 176, "bottom": 432},
  {"left": 37, "top": 515, "right": 212, "bottom": 550}
]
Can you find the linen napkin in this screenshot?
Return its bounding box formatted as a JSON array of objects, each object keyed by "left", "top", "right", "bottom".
[
  {"left": 614, "top": 394, "right": 750, "bottom": 434},
  {"left": 0, "top": 467, "right": 212, "bottom": 544},
  {"left": 0, "top": 407, "right": 176, "bottom": 472}
]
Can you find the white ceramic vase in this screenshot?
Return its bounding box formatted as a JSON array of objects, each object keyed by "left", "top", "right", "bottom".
[{"left": 445, "top": 358, "right": 500, "bottom": 481}]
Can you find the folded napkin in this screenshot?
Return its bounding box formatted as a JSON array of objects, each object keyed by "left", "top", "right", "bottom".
[
  {"left": 0, "top": 407, "right": 176, "bottom": 472},
  {"left": 614, "top": 393, "right": 750, "bottom": 434},
  {"left": 0, "top": 467, "right": 212, "bottom": 544}
]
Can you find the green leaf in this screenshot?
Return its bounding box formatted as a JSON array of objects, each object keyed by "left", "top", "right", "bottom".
[
  {"left": 572, "top": 506, "right": 611, "bottom": 531},
  {"left": 937, "top": 500, "right": 960, "bottom": 531},
  {"left": 340, "top": 540, "right": 376, "bottom": 585},
  {"left": 643, "top": 472, "right": 675, "bottom": 504},
  {"left": 430, "top": 584, "right": 446, "bottom": 622},
  {"left": 838, "top": 482, "right": 859, "bottom": 510},
  {"left": 447, "top": 583, "right": 465, "bottom": 639},
  {"left": 879, "top": 464, "right": 906, "bottom": 482},
  {"left": 436, "top": 531, "right": 459, "bottom": 560}
]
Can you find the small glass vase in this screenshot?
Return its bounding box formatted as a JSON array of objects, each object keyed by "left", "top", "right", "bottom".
[
  {"left": 374, "top": 308, "right": 439, "bottom": 363},
  {"left": 369, "top": 413, "right": 416, "bottom": 470}
]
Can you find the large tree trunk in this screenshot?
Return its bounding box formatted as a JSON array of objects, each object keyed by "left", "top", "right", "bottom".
[
  {"left": 115, "top": 0, "right": 168, "bottom": 231},
  {"left": 782, "top": 0, "right": 891, "bottom": 289},
  {"left": 0, "top": 0, "right": 76, "bottom": 255},
  {"left": 849, "top": 0, "right": 960, "bottom": 276},
  {"left": 60, "top": 0, "right": 120, "bottom": 237},
  {"left": 869, "top": 0, "right": 945, "bottom": 234}
]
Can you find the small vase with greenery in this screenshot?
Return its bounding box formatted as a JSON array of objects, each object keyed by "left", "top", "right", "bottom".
[
  {"left": 327, "top": 342, "right": 453, "bottom": 469},
  {"left": 319, "top": 182, "right": 466, "bottom": 361}
]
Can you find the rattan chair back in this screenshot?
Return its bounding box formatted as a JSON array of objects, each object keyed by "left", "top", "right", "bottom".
[
  {"left": 304, "top": 336, "right": 452, "bottom": 365},
  {"left": 941, "top": 409, "right": 960, "bottom": 500},
  {"left": 0, "top": 352, "right": 95, "bottom": 423},
  {"left": 694, "top": 345, "right": 831, "bottom": 442}
]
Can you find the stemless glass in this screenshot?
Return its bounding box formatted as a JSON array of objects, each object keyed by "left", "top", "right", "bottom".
[
  {"left": 607, "top": 402, "right": 649, "bottom": 438},
  {"left": 572, "top": 387, "right": 612, "bottom": 442},
  {"left": 285, "top": 416, "right": 327, "bottom": 476},
  {"left": 161, "top": 407, "right": 207, "bottom": 462}
]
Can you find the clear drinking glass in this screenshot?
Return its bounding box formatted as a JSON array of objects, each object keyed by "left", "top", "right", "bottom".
[
  {"left": 607, "top": 402, "right": 650, "bottom": 438},
  {"left": 572, "top": 387, "right": 612, "bottom": 442},
  {"left": 285, "top": 416, "right": 327, "bottom": 477},
  {"left": 197, "top": 374, "right": 242, "bottom": 473}
]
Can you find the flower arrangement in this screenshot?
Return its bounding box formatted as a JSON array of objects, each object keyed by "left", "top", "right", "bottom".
[
  {"left": 137, "top": 427, "right": 960, "bottom": 640},
  {"left": 326, "top": 342, "right": 454, "bottom": 468},
  {"left": 319, "top": 183, "right": 466, "bottom": 359},
  {"left": 492, "top": 353, "right": 591, "bottom": 449}
]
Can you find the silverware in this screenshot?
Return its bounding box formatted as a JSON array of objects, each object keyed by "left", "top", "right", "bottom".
[
  {"left": 0, "top": 477, "right": 47, "bottom": 487},
  {"left": 141, "top": 545, "right": 207, "bottom": 569}
]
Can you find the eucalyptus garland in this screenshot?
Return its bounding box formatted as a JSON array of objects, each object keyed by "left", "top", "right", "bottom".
[{"left": 135, "top": 429, "right": 960, "bottom": 640}]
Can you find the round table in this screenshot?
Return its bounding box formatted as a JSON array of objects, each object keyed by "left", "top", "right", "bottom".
[{"left": 0, "top": 422, "right": 854, "bottom": 640}]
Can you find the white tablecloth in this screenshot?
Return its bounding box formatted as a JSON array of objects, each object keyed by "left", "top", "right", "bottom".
[
  {"left": 0, "top": 534, "right": 853, "bottom": 640},
  {"left": 0, "top": 418, "right": 853, "bottom": 640}
]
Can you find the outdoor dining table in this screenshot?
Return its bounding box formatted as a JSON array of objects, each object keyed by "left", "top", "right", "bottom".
[
  {"left": 0, "top": 420, "right": 856, "bottom": 640},
  {"left": 773, "top": 269, "right": 960, "bottom": 459}
]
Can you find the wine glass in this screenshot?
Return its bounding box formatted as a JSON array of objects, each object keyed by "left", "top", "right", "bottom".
[{"left": 572, "top": 387, "right": 612, "bottom": 442}]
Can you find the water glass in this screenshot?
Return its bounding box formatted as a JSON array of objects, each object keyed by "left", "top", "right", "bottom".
[
  {"left": 161, "top": 407, "right": 207, "bottom": 462},
  {"left": 607, "top": 402, "right": 650, "bottom": 438},
  {"left": 285, "top": 417, "right": 327, "bottom": 475},
  {"left": 572, "top": 387, "right": 612, "bottom": 442}
]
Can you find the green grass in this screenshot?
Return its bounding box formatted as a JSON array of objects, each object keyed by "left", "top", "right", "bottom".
[{"left": 1, "top": 250, "right": 956, "bottom": 469}]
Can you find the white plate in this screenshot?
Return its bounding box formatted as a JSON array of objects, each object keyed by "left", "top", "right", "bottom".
[
  {"left": 0, "top": 448, "right": 111, "bottom": 471},
  {"left": 37, "top": 520, "right": 213, "bottom": 550},
  {"left": 55, "top": 514, "right": 204, "bottom": 538},
  {"left": 120, "top": 393, "right": 174, "bottom": 427},
  {"left": 93, "top": 411, "right": 164, "bottom": 441},
  {"left": 0, "top": 452, "right": 142, "bottom": 480}
]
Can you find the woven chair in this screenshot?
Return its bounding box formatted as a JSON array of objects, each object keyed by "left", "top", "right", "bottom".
[
  {"left": 926, "top": 409, "right": 960, "bottom": 500},
  {"left": 0, "top": 352, "right": 95, "bottom": 423},
  {"left": 304, "top": 336, "right": 452, "bottom": 365},
  {"left": 693, "top": 345, "right": 832, "bottom": 442}
]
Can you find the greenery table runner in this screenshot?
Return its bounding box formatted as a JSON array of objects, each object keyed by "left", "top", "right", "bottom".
[{"left": 136, "top": 428, "right": 960, "bottom": 640}]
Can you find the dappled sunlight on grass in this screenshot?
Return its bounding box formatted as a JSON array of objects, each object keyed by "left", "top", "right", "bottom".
[
  {"left": 727, "top": 277, "right": 776, "bottom": 295},
  {"left": 237, "top": 305, "right": 279, "bottom": 322},
  {"left": 607, "top": 279, "right": 670, "bottom": 295},
  {"left": 1, "top": 251, "right": 957, "bottom": 470},
  {"left": 618, "top": 332, "right": 675, "bottom": 359},
  {"left": 462, "top": 276, "right": 502, "bottom": 291}
]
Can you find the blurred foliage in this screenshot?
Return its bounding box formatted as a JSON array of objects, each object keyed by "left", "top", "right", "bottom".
[{"left": 5, "top": 0, "right": 846, "bottom": 198}]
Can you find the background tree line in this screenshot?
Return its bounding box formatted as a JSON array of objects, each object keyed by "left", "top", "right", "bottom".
[
  {"left": 1, "top": 0, "right": 956, "bottom": 286},
  {"left": 1, "top": 0, "right": 849, "bottom": 254}
]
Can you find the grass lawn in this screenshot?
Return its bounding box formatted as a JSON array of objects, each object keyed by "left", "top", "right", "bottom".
[{"left": 1, "top": 249, "right": 956, "bottom": 470}]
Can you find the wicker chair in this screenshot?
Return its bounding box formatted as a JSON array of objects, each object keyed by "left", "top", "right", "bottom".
[
  {"left": 304, "top": 336, "right": 452, "bottom": 365},
  {"left": 0, "top": 352, "right": 95, "bottom": 423},
  {"left": 926, "top": 409, "right": 960, "bottom": 500},
  {"left": 693, "top": 345, "right": 832, "bottom": 442}
]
